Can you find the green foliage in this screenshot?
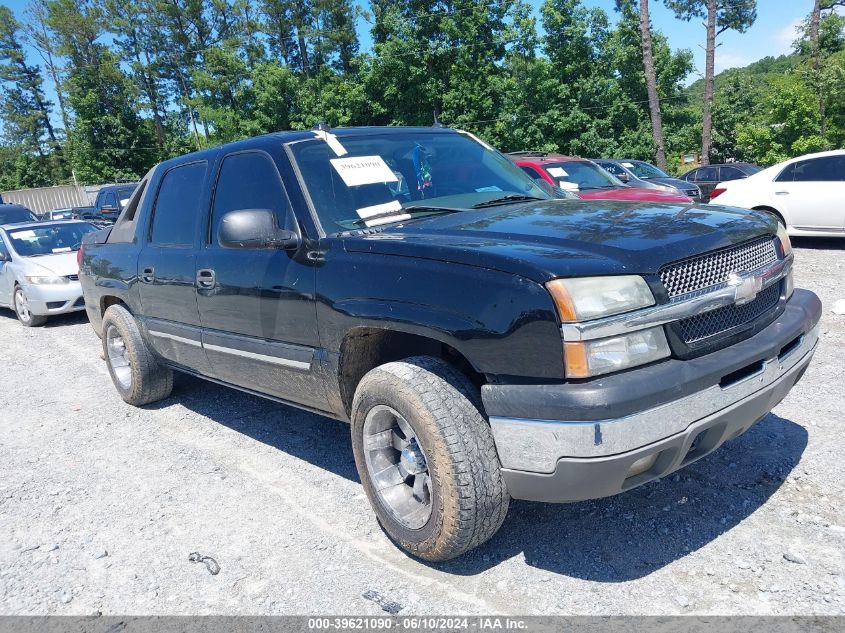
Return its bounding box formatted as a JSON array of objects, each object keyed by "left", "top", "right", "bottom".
[{"left": 0, "top": 0, "right": 837, "bottom": 190}]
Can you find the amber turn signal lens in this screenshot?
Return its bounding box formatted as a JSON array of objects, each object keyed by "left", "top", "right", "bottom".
[
  {"left": 546, "top": 279, "right": 578, "bottom": 322},
  {"left": 563, "top": 342, "right": 590, "bottom": 379}
]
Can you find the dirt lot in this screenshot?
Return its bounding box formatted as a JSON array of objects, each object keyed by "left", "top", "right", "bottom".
[{"left": 0, "top": 238, "right": 843, "bottom": 616}]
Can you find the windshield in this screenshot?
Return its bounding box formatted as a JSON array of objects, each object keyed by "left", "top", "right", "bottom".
[
  {"left": 543, "top": 161, "right": 623, "bottom": 191},
  {"left": 743, "top": 164, "right": 762, "bottom": 175},
  {"left": 7, "top": 223, "right": 97, "bottom": 256},
  {"left": 52, "top": 211, "right": 75, "bottom": 220},
  {"left": 0, "top": 206, "right": 37, "bottom": 224},
  {"left": 625, "top": 161, "right": 668, "bottom": 179},
  {"left": 288, "top": 131, "right": 550, "bottom": 232},
  {"left": 116, "top": 186, "right": 137, "bottom": 209}
]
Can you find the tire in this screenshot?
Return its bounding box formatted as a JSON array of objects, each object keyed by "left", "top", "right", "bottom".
[
  {"left": 101, "top": 304, "right": 173, "bottom": 406},
  {"left": 14, "top": 286, "right": 47, "bottom": 327},
  {"left": 351, "top": 356, "right": 509, "bottom": 561}
]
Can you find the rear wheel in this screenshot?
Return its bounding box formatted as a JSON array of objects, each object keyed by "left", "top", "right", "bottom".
[
  {"left": 351, "top": 356, "right": 509, "bottom": 561},
  {"left": 14, "top": 286, "right": 47, "bottom": 327},
  {"left": 101, "top": 304, "right": 173, "bottom": 406}
]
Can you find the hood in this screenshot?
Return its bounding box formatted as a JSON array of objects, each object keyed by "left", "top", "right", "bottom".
[
  {"left": 21, "top": 252, "right": 80, "bottom": 277},
  {"left": 576, "top": 187, "right": 691, "bottom": 203},
  {"left": 648, "top": 177, "right": 699, "bottom": 191},
  {"left": 343, "top": 199, "right": 777, "bottom": 282}
]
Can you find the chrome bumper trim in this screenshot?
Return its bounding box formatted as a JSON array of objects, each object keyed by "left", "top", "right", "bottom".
[
  {"left": 561, "top": 255, "right": 791, "bottom": 342},
  {"left": 490, "top": 322, "right": 817, "bottom": 473}
]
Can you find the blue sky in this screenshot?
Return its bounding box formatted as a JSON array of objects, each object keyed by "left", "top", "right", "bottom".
[{"left": 0, "top": 0, "right": 813, "bottom": 104}]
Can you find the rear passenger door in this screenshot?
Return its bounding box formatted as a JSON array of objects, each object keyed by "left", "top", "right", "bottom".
[
  {"left": 195, "top": 149, "right": 327, "bottom": 411},
  {"left": 137, "top": 161, "right": 212, "bottom": 374}
]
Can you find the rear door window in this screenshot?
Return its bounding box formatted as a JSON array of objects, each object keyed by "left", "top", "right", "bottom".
[
  {"left": 149, "top": 162, "right": 207, "bottom": 246},
  {"left": 209, "top": 152, "right": 293, "bottom": 245},
  {"left": 694, "top": 167, "right": 717, "bottom": 182},
  {"left": 102, "top": 192, "right": 117, "bottom": 209}
]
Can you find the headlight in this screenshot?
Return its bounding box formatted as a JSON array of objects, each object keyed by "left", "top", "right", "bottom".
[
  {"left": 776, "top": 223, "right": 792, "bottom": 258},
  {"left": 24, "top": 275, "right": 69, "bottom": 285},
  {"left": 546, "top": 276, "right": 655, "bottom": 321},
  {"left": 563, "top": 327, "right": 671, "bottom": 378}
]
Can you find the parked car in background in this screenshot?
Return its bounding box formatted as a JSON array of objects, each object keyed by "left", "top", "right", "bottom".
[
  {"left": 81, "top": 126, "right": 818, "bottom": 561},
  {"left": 509, "top": 152, "right": 693, "bottom": 203},
  {"left": 0, "top": 204, "right": 38, "bottom": 224},
  {"left": 42, "top": 208, "right": 79, "bottom": 221},
  {"left": 594, "top": 159, "right": 701, "bottom": 200},
  {"left": 680, "top": 163, "right": 761, "bottom": 202},
  {"left": 710, "top": 150, "right": 845, "bottom": 237},
  {"left": 93, "top": 183, "right": 139, "bottom": 223},
  {"left": 0, "top": 220, "right": 98, "bottom": 326}
]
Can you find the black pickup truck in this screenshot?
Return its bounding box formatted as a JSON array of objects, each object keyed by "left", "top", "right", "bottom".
[{"left": 79, "top": 126, "right": 820, "bottom": 561}]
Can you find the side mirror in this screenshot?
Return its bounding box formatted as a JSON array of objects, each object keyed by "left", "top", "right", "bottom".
[
  {"left": 218, "top": 209, "right": 300, "bottom": 250},
  {"left": 618, "top": 172, "right": 630, "bottom": 182},
  {"left": 0, "top": 251, "right": 10, "bottom": 262}
]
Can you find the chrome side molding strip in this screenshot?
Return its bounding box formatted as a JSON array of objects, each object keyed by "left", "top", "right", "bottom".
[{"left": 561, "top": 256, "right": 791, "bottom": 342}]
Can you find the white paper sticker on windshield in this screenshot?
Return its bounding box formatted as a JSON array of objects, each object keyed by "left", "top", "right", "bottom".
[
  {"left": 558, "top": 181, "right": 580, "bottom": 191},
  {"left": 313, "top": 130, "right": 348, "bottom": 157},
  {"left": 621, "top": 162, "right": 634, "bottom": 168},
  {"left": 356, "top": 200, "right": 409, "bottom": 227},
  {"left": 548, "top": 167, "right": 568, "bottom": 178},
  {"left": 12, "top": 230, "right": 36, "bottom": 239},
  {"left": 52, "top": 247, "right": 72, "bottom": 253},
  {"left": 330, "top": 156, "right": 398, "bottom": 188}
]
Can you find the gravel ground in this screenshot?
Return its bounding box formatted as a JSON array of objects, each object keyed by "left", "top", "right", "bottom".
[{"left": 0, "top": 238, "right": 843, "bottom": 616}]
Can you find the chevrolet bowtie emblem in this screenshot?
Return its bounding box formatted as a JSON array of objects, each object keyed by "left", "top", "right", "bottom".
[{"left": 727, "top": 271, "right": 763, "bottom": 305}]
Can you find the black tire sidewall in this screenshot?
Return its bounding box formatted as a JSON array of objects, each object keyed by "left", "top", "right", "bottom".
[{"left": 102, "top": 309, "right": 137, "bottom": 401}]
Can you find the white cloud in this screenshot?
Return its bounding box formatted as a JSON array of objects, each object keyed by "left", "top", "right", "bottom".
[
  {"left": 714, "top": 52, "right": 753, "bottom": 74},
  {"left": 774, "top": 17, "right": 803, "bottom": 55}
]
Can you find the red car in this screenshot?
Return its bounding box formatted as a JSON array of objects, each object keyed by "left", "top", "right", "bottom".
[{"left": 508, "top": 152, "right": 693, "bottom": 203}]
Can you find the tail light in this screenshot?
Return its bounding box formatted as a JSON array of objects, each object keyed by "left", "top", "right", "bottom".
[
  {"left": 710, "top": 187, "right": 727, "bottom": 200},
  {"left": 77, "top": 243, "right": 84, "bottom": 269}
]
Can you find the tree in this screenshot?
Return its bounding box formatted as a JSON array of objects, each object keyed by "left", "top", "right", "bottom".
[
  {"left": 0, "top": 5, "right": 58, "bottom": 150},
  {"left": 46, "top": 0, "right": 156, "bottom": 183},
  {"left": 805, "top": 1, "right": 845, "bottom": 138},
  {"left": 637, "top": 0, "right": 666, "bottom": 169},
  {"left": 664, "top": 0, "right": 757, "bottom": 164}
]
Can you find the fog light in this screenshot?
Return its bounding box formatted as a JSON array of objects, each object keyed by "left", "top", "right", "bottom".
[{"left": 626, "top": 454, "right": 658, "bottom": 478}]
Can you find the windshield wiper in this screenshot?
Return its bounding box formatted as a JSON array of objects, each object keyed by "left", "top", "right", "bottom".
[
  {"left": 471, "top": 194, "right": 545, "bottom": 209},
  {"left": 350, "top": 205, "right": 466, "bottom": 227}
]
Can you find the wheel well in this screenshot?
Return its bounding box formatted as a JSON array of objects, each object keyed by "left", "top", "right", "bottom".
[
  {"left": 101, "top": 295, "right": 128, "bottom": 315},
  {"left": 752, "top": 206, "right": 785, "bottom": 227},
  {"left": 337, "top": 328, "right": 483, "bottom": 417}
]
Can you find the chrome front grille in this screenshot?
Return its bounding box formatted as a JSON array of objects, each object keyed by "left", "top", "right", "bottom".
[
  {"left": 676, "top": 283, "right": 781, "bottom": 344},
  {"left": 659, "top": 236, "right": 778, "bottom": 298}
]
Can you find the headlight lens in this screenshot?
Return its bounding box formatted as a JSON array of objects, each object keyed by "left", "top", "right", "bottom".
[
  {"left": 546, "top": 276, "right": 655, "bottom": 321},
  {"left": 776, "top": 223, "right": 792, "bottom": 258},
  {"left": 24, "top": 275, "right": 69, "bottom": 285},
  {"left": 564, "top": 327, "right": 671, "bottom": 378}
]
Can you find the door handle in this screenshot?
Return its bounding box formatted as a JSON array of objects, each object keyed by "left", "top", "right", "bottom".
[
  {"left": 775, "top": 191, "right": 790, "bottom": 195},
  {"left": 196, "top": 268, "right": 216, "bottom": 288},
  {"left": 141, "top": 267, "right": 155, "bottom": 283}
]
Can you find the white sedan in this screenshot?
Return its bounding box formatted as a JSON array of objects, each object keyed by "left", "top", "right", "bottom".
[
  {"left": 0, "top": 220, "right": 98, "bottom": 327},
  {"left": 709, "top": 149, "right": 845, "bottom": 237}
]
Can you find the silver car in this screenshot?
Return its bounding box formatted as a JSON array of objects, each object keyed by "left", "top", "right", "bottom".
[{"left": 0, "top": 220, "right": 98, "bottom": 327}]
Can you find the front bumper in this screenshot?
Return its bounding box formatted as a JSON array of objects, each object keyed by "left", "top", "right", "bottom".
[
  {"left": 482, "top": 289, "right": 821, "bottom": 503},
  {"left": 21, "top": 282, "right": 86, "bottom": 316}
]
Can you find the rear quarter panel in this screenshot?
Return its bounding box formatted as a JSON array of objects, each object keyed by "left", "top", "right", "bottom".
[{"left": 80, "top": 234, "right": 142, "bottom": 336}]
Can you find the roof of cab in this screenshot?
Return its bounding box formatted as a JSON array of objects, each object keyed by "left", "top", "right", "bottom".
[{"left": 153, "top": 126, "right": 460, "bottom": 171}]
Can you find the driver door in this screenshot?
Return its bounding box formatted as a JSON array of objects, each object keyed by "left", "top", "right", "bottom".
[{"left": 0, "top": 235, "right": 12, "bottom": 306}]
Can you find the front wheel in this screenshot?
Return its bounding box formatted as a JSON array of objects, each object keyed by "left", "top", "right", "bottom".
[
  {"left": 14, "top": 286, "right": 47, "bottom": 327},
  {"left": 351, "top": 356, "right": 509, "bottom": 561}
]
